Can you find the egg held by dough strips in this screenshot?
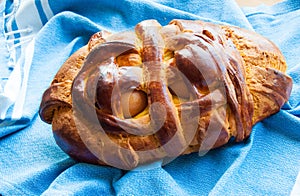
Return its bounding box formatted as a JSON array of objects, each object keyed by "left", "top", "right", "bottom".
[{"left": 39, "top": 19, "right": 292, "bottom": 170}]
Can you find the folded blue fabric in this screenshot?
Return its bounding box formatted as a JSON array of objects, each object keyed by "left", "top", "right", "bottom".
[{"left": 0, "top": 0, "right": 299, "bottom": 195}]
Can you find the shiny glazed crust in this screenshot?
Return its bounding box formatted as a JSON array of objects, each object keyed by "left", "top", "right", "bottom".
[{"left": 39, "top": 19, "right": 292, "bottom": 169}]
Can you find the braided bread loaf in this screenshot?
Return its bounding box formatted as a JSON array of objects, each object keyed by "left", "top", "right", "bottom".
[{"left": 39, "top": 19, "right": 292, "bottom": 170}]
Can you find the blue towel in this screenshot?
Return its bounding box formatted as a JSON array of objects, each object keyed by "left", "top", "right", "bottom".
[{"left": 1, "top": 0, "right": 299, "bottom": 195}]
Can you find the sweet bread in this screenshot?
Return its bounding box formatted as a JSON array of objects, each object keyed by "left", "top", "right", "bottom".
[{"left": 39, "top": 19, "right": 292, "bottom": 170}]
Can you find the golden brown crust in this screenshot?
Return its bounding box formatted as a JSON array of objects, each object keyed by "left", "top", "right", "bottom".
[
  {"left": 221, "top": 25, "right": 292, "bottom": 124},
  {"left": 222, "top": 26, "right": 287, "bottom": 73},
  {"left": 39, "top": 19, "right": 293, "bottom": 169},
  {"left": 39, "top": 46, "right": 88, "bottom": 123}
]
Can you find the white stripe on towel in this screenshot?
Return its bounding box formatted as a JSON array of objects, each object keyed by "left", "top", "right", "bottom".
[
  {"left": 12, "top": 38, "right": 35, "bottom": 119},
  {"left": 41, "top": 0, "right": 54, "bottom": 20},
  {"left": 2, "top": 0, "right": 45, "bottom": 120},
  {"left": 291, "top": 169, "right": 300, "bottom": 196}
]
